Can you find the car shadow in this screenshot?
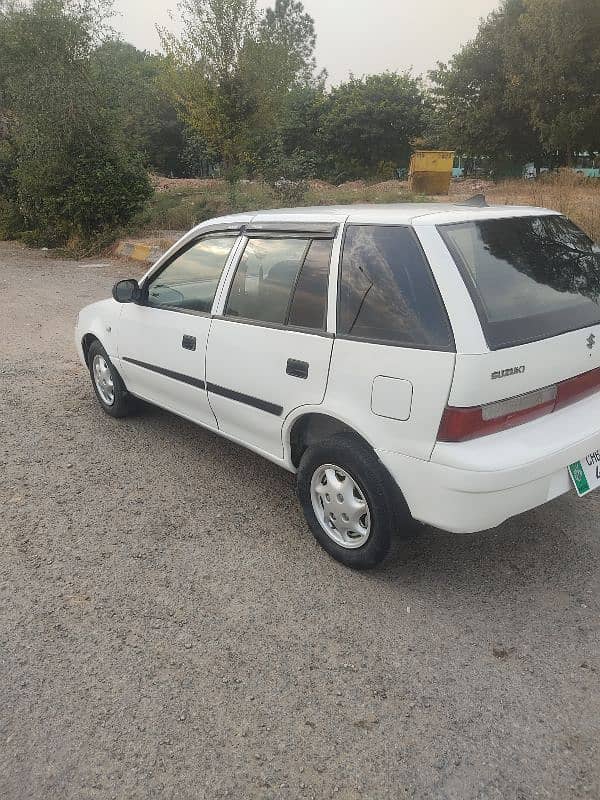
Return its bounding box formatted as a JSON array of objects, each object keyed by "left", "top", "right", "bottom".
[
  {"left": 372, "top": 495, "right": 598, "bottom": 599},
  {"left": 127, "top": 399, "right": 597, "bottom": 600}
]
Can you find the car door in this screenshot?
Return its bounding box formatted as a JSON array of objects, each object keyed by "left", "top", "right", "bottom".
[
  {"left": 206, "top": 224, "right": 337, "bottom": 459},
  {"left": 116, "top": 231, "right": 241, "bottom": 428}
]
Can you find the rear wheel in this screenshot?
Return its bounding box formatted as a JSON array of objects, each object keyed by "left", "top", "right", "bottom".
[
  {"left": 297, "top": 432, "right": 408, "bottom": 568},
  {"left": 87, "top": 340, "right": 131, "bottom": 418}
]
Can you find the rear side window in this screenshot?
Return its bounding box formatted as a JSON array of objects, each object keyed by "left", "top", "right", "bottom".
[
  {"left": 288, "top": 239, "right": 332, "bottom": 329},
  {"left": 338, "top": 225, "right": 454, "bottom": 349},
  {"left": 225, "top": 237, "right": 332, "bottom": 330},
  {"left": 439, "top": 216, "right": 600, "bottom": 349}
]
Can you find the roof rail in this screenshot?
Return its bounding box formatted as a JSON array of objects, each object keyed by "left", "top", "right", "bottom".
[{"left": 456, "top": 193, "right": 488, "bottom": 207}]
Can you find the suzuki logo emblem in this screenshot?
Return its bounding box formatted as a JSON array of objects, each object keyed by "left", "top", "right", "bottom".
[{"left": 587, "top": 333, "right": 596, "bottom": 350}]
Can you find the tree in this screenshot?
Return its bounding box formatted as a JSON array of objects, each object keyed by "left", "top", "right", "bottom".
[
  {"left": 428, "top": 0, "right": 542, "bottom": 169},
  {"left": 429, "top": 0, "right": 600, "bottom": 169},
  {"left": 159, "top": 0, "right": 319, "bottom": 171},
  {"left": 0, "top": 0, "right": 152, "bottom": 247},
  {"left": 91, "top": 41, "right": 188, "bottom": 175},
  {"left": 318, "top": 73, "right": 426, "bottom": 180},
  {"left": 506, "top": 0, "right": 600, "bottom": 162},
  {"left": 256, "top": 0, "right": 320, "bottom": 92},
  {"left": 279, "top": 85, "right": 325, "bottom": 157}
]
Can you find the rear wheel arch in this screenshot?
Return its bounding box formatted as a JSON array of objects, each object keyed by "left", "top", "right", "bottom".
[
  {"left": 287, "top": 412, "right": 375, "bottom": 469},
  {"left": 287, "top": 412, "right": 417, "bottom": 534}
]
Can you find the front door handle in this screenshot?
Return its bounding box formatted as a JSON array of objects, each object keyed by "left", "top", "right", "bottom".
[
  {"left": 286, "top": 358, "right": 309, "bottom": 379},
  {"left": 182, "top": 335, "right": 196, "bottom": 351}
]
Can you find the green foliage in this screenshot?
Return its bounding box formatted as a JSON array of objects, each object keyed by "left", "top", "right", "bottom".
[
  {"left": 261, "top": 141, "right": 319, "bottom": 182},
  {"left": 317, "top": 73, "right": 425, "bottom": 180},
  {"left": 506, "top": 0, "right": 600, "bottom": 159},
  {"left": 90, "top": 41, "right": 189, "bottom": 176},
  {"left": 428, "top": 0, "right": 541, "bottom": 165},
  {"left": 278, "top": 85, "right": 324, "bottom": 159},
  {"left": 0, "top": 135, "right": 22, "bottom": 239},
  {"left": 159, "top": 0, "right": 320, "bottom": 170},
  {"left": 256, "top": 0, "right": 321, "bottom": 91},
  {"left": 15, "top": 139, "right": 152, "bottom": 247},
  {"left": 178, "top": 129, "right": 219, "bottom": 177},
  {"left": 429, "top": 0, "right": 600, "bottom": 167},
  {"left": 128, "top": 188, "right": 214, "bottom": 233},
  {"left": 4, "top": 0, "right": 597, "bottom": 257},
  {"left": 0, "top": 0, "right": 152, "bottom": 250}
]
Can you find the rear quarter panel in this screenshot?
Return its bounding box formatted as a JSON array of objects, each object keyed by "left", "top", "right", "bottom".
[{"left": 323, "top": 339, "right": 455, "bottom": 460}]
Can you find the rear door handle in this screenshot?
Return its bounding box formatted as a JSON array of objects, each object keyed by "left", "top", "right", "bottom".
[
  {"left": 286, "top": 359, "right": 309, "bottom": 379},
  {"left": 182, "top": 335, "right": 196, "bottom": 351}
]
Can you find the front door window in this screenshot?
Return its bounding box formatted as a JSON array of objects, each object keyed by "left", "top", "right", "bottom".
[{"left": 146, "top": 235, "right": 237, "bottom": 313}]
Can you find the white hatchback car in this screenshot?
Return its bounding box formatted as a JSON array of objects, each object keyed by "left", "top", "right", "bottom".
[{"left": 76, "top": 202, "right": 600, "bottom": 568}]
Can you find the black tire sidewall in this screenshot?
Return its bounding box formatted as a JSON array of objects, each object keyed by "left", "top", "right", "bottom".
[
  {"left": 297, "top": 433, "right": 396, "bottom": 569},
  {"left": 88, "top": 341, "right": 129, "bottom": 418}
]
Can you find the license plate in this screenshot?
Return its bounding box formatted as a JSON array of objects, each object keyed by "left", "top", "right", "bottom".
[{"left": 569, "top": 452, "right": 600, "bottom": 497}]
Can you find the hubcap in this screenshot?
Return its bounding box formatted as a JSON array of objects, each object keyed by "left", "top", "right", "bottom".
[
  {"left": 92, "top": 354, "right": 115, "bottom": 406},
  {"left": 310, "top": 464, "right": 371, "bottom": 549}
]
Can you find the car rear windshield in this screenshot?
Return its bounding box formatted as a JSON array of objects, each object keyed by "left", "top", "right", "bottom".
[{"left": 439, "top": 215, "right": 600, "bottom": 349}]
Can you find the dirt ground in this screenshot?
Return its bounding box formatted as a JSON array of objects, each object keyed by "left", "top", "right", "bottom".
[{"left": 1, "top": 240, "right": 599, "bottom": 800}]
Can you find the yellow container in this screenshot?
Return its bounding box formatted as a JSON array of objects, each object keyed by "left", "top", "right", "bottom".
[{"left": 409, "top": 150, "right": 455, "bottom": 195}]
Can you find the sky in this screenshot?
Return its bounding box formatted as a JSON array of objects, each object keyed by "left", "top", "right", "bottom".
[{"left": 112, "top": 0, "right": 500, "bottom": 83}]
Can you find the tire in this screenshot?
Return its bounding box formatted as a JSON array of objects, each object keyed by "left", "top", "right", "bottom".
[
  {"left": 87, "top": 340, "right": 131, "bottom": 418},
  {"left": 297, "top": 432, "right": 410, "bottom": 569}
]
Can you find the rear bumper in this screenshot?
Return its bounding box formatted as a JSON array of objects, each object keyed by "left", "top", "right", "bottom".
[{"left": 377, "top": 392, "right": 600, "bottom": 534}]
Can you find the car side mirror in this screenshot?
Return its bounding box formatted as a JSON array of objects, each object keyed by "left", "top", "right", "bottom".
[{"left": 112, "top": 279, "right": 140, "bottom": 304}]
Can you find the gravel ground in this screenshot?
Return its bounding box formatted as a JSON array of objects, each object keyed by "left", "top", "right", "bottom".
[{"left": 1, "top": 240, "right": 599, "bottom": 800}]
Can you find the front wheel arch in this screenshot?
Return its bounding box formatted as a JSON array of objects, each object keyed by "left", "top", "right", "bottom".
[
  {"left": 87, "top": 339, "right": 131, "bottom": 418},
  {"left": 81, "top": 333, "right": 100, "bottom": 367}
]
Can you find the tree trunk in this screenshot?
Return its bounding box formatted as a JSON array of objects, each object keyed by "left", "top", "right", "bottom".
[{"left": 565, "top": 146, "right": 573, "bottom": 167}]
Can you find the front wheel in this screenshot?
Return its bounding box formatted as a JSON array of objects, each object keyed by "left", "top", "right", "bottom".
[
  {"left": 297, "top": 433, "right": 405, "bottom": 569},
  {"left": 88, "top": 340, "right": 131, "bottom": 418}
]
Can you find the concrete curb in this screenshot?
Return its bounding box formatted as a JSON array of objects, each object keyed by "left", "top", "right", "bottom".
[{"left": 115, "top": 241, "right": 165, "bottom": 264}]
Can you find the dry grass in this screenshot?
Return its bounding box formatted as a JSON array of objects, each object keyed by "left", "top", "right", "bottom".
[
  {"left": 129, "top": 170, "right": 600, "bottom": 244},
  {"left": 482, "top": 170, "right": 600, "bottom": 242},
  {"left": 128, "top": 177, "right": 427, "bottom": 240}
]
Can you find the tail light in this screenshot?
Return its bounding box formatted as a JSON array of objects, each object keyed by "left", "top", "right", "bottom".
[
  {"left": 555, "top": 366, "right": 600, "bottom": 410},
  {"left": 438, "top": 366, "right": 600, "bottom": 443}
]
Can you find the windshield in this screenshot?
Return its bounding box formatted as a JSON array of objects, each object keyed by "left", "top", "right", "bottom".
[{"left": 439, "top": 215, "right": 600, "bottom": 349}]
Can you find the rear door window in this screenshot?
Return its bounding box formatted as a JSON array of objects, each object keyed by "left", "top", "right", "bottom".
[
  {"left": 439, "top": 215, "right": 600, "bottom": 349},
  {"left": 288, "top": 239, "right": 332, "bottom": 330},
  {"left": 337, "top": 224, "right": 454, "bottom": 350},
  {"left": 225, "top": 237, "right": 332, "bottom": 330}
]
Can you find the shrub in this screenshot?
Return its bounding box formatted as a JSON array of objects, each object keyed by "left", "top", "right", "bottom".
[
  {"left": 0, "top": 0, "right": 153, "bottom": 251},
  {"left": 14, "top": 140, "right": 152, "bottom": 248},
  {"left": 270, "top": 177, "right": 308, "bottom": 207}
]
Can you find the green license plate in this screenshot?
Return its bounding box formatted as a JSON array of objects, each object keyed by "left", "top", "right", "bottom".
[{"left": 569, "top": 452, "right": 600, "bottom": 497}]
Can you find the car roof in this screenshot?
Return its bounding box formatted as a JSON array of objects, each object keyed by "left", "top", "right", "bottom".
[{"left": 196, "top": 203, "right": 560, "bottom": 233}]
